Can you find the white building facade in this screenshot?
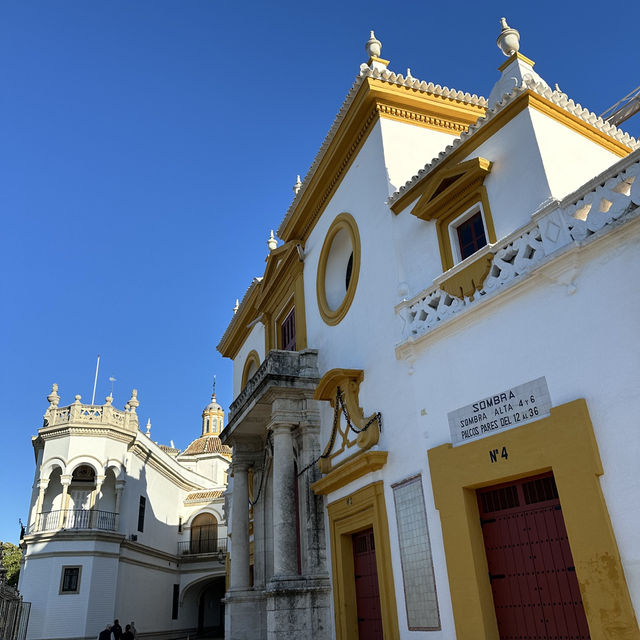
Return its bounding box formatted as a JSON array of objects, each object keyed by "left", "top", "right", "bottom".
[
  {"left": 19, "top": 385, "right": 231, "bottom": 640},
  {"left": 219, "top": 22, "right": 640, "bottom": 640}
]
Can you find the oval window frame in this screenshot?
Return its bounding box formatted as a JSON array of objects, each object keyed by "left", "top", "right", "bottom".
[{"left": 316, "top": 212, "right": 361, "bottom": 326}]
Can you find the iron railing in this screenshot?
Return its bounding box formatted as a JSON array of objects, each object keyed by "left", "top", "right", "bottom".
[
  {"left": 27, "top": 509, "right": 117, "bottom": 533},
  {"left": 178, "top": 537, "right": 227, "bottom": 556},
  {"left": 0, "top": 582, "right": 30, "bottom": 640}
]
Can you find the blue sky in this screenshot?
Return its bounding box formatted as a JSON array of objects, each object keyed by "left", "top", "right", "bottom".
[{"left": 1, "top": 1, "right": 638, "bottom": 544}]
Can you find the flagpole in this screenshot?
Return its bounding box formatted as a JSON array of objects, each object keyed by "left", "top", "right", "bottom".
[{"left": 91, "top": 354, "right": 101, "bottom": 405}]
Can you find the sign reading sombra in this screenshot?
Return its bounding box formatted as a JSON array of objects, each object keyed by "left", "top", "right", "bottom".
[{"left": 448, "top": 377, "right": 551, "bottom": 446}]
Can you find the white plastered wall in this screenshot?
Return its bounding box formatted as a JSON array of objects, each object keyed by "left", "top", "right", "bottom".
[{"left": 232, "top": 322, "right": 265, "bottom": 399}]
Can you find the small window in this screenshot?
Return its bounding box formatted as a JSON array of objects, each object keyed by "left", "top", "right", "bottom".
[
  {"left": 60, "top": 566, "right": 81, "bottom": 594},
  {"left": 455, "top": 211, "right": 487, "bottom": 261},
  {"left": 138, "top": 496, "right": 146, "bottom": 533},
  {"left": 280, "top": 307, "right": 296, "bottom": 351}
]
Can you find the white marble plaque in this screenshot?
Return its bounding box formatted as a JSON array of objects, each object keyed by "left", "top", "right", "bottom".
[{"left": 448, "top": 377, "right": 551, "bottom": 446}]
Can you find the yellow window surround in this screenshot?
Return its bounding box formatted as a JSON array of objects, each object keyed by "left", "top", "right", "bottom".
[
  {"left": 255, "top": 240, "right": 307, "bottom": 354},
  {"left": 401, "top": 157, "right": 496, "bottom": 272},
  {"left": 428, "top": 399, "right": 639, "bottom": 640}
]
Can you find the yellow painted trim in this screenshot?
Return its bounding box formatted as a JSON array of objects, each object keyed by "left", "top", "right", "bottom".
[
  {"left": 278, "top": 77, "right": 486, "bottom": 243},
  {"left": 311, "top": 451, "right": 388, "bottom": 495},
  {"left": 313, "top": 368, "right": 381, "bottom": 474},
  {"left": 316, "top": 213, "right": 361, "bottom": 326},
  {"left": 428, "top": 399, "right": 639, "bottom": 640},
  {"left": 327, "top": 481, "right": 400, "bottom": 640},
  {"left": 217, "top": 284, "right": 260, "bottom": 360},
  {"left": 393, "top": 157, "right": 495, "bottom": 271},
  {"left": 241, "top": 350, "right": 260, "bottom": 389},
  {"left": 367, "top": 56, "right": 390, "bottom": 67},
  {"left": 391, "top": 90, "right": 633, "bottom": 216},
  {"left": 439, "top": 252, "right": 494, "bottom": 300},
  {"left": 497, "top": 51, "right": 535, "bottom": 72}
]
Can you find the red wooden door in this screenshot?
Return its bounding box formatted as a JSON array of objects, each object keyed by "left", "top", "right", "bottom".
[
  {"left": 478, "top": 473, "right": 590, "bottom": 640},
  {"left": 352, "top": 528, "right": 383, "bottom": 639}
]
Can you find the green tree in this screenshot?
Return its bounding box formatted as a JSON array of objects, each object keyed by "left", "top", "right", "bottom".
[{"left": 1, "top": 542, "right": 22, "bottom": 587}]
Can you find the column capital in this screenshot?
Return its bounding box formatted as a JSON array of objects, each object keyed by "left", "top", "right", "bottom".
[
  {"left": 231, "top": 460, "right": 252, "bottom": 474},
  {"left": 270, "top": 422, "right": 295, "bottom": 436},
  {"left": 115, "top": 480, "right": 126, "bottom": 490},
  {"left": 60, "top": 475, "right": 72, "bottom": 486},
  {"left": 37, "top": 478, "right": 50, "bottom": 490}
]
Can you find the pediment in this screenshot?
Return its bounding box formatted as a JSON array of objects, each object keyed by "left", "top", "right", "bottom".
[{"left": 404, "top": 157, "right": 492, "bottom": 221}]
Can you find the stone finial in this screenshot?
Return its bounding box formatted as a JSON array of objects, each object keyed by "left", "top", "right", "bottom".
[
  {"left": 105, "top": 393, "right": 113, "bottom": 406},
  {"left": 47, "top": 383, "right": 60, "bottom": 408},
  {"left": 267, "top": 230, "right": 278, "bottom": 252},
  {"left": 365, "top": 30, "right": 382, "bottom": 59},
  {"left": 497, "top": 18, "right": 520, "bottom": 56},
  {"left": 406, "top": 68, "right": 413, "bottom": 79},
  {"left": 233, "top": 299, "right": 240, "bottom": 314},
  {"left": 73, "top": 394, "right": 82, "bottom": 404},
  {"left": 145, "top": 419, "right": 151, "bottom": 436},
  {"left": 128, "top": 389, "right": 139, "bottom": 413},
  {"left": 293, "top": 175, "right": 302, "bottom": 195}
]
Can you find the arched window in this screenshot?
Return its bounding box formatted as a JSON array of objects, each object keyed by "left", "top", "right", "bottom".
[{"left": 190, "top": 513, "right": 218, "bottom": 553}]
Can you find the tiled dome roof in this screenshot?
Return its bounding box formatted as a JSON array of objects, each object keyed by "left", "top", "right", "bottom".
[{"left": 182, "top": 435, "right": 231, "bottom": 457}]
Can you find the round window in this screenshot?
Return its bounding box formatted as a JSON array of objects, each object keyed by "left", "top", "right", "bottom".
[{"left": 316, "top": 213, "right": 360, "bottom": 325}]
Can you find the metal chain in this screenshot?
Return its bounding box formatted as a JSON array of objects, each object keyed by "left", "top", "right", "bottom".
[{"left": 297, "top": 386, "right": 382, "bottom": 477}]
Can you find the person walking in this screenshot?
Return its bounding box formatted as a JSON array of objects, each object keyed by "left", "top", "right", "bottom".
[
  {"left": 97, "top": 625, "right": 111, "bottom": 640},
  {"left": 129, "top": 621, "right": 137, "bottom": 639},
  {"left": 122, "top": 624, "right": 134, "bottom": 640},
  {"left": 111, "top": 620, "right": 122, "bottom": 640}
]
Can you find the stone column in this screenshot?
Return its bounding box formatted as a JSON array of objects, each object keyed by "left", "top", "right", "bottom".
[
  {"left": 34, "top": 478, "right": 49, "bottom": 532},
  {"left": 58, "top": 475, "right": 71, "bottom": 528},
  {"left": 252, "top": 461, "right": 266, "bottom": 589},
  {"left": 271, "top": 423, "right": 298, "bottom": 577},
  {"left": 114, "top": 481, "right": 125, "bottom": 532},
  {"left": 230, "top": 461, "right": 251, "bottom": 590}
]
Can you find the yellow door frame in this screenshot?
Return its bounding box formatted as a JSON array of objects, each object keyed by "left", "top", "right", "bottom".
[
  {"left": 428, "top": 399, "right": 639, "bottom": 640},
  {"left": 327, "top": 481, "right": 400, "bottom": 639}
]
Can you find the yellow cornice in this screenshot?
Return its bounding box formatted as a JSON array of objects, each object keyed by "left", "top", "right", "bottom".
[
  {"left": 217, "top": 284, "right": 261, "bottom": 360},
  {"left": 255, "top": 241, "right": 303, "bottom": 313},
  {"left": 498, "top": 51, "right": 535, "bottom": 72},
  {"left": 278, "top": 77, "right": 486, "bottom": 244},
  {"left": 311, "top": 450, "right": 388, "bottom": 495},
  {"left": 391, "top": 90, "right": 633, "bottom": 215}
]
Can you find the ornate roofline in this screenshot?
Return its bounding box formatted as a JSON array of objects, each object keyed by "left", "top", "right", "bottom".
[{"left": 389, "top": 78, "right": 639, "bottom": 209}]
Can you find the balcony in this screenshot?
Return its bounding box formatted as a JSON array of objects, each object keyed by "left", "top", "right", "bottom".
[
  {"left": 28, "top": 509, "right": 117, "bottom": 534},
  {"left": 178, "top": 537, "right": 228, "bottom": 557}
]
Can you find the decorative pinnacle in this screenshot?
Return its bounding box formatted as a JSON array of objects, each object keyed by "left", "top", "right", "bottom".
[
  {"left": 365, "top": 30, "right": 382, "bottom": 59},
  {"left": 293, "top": 175, "right": 302, "bottom": 195},
  {"left": 145, "top": 418, "right": 151, "bottom": 436},
  {"left": 73, "top": 394, "right": 82, "bottom": 404},
  {"left": 105, "top": 393, "right": 113, "bottom": 406},
  {"left": 267, "top": 230, "right": 278, "bottom": 252},
  {"left": 233, "top": 299, "right": 239, "bottom": 314},
  {"left": 497, "top": 18, "right": 520, "bottom": 57},
  {"left": 128, "top": 389, "right": 139, "bottom": 413},
  {"left": 47, "top": 383, "right": 60, "bottom": 407}
]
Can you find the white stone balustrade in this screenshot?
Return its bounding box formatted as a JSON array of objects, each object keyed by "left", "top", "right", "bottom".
[{"left": 396, "top": 152, "right": 640, "bottom": 349}]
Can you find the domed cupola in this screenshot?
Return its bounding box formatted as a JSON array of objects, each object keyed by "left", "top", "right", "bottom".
[{"left": 201, "top": 376, "right": 224, "bottom": 436}]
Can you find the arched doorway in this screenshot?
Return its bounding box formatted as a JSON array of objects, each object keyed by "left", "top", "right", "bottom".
[
  {"left": 190, "top": 513, "right": 218, "bottom": 554},
  {"left": 197, "top": 577, "right": 226, "bottom": 637},
  {"left": 67, "top": 465, "right": 96, "bottom": 528}
]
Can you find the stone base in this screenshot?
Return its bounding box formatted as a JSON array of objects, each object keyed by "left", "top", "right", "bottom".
[
  {"left": 265, "top": 575, "right": 332, "bottom": 640},
  {"left": 223, "top": 588, "right": 267, "bottom": 640}
]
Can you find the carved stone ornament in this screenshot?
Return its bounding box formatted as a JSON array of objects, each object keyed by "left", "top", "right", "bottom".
[{"left": 313, "top": 369, "right": 381, "bottom": 474}]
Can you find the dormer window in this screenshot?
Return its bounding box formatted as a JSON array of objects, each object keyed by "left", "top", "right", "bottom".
[{"left": 451, "top": 208, "right": 488, "bottom": 263}]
